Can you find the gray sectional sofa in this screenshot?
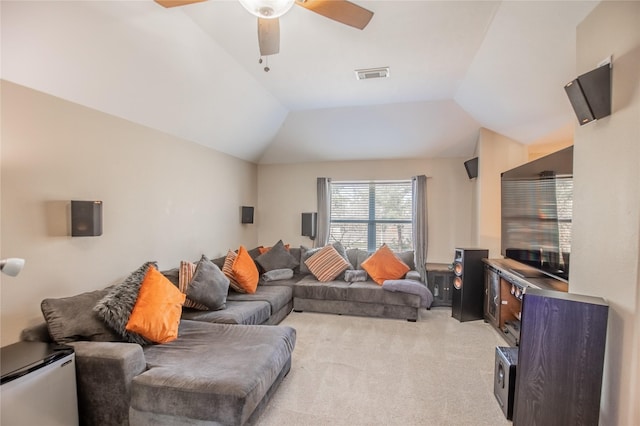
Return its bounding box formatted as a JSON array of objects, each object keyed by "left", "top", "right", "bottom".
[{"left": 20, "top": 242, "right": 432, "bottom": 425}]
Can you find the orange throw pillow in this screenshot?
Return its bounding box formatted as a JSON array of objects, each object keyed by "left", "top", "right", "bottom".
[
  {"left": 232, "top": 245, "right": 259, "bottom": 294},
  {"left": 258, "top": 244, "right": 290, "bottom": 254},
  {"left": 361, "top": 244, "right": 410, "bottom": 285},
  {"left": 125, "top": 266, "right": 186, "bottom": 343}
]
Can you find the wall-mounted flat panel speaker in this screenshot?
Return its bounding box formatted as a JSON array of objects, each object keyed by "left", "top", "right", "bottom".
[
  {"left": 564, "top": 64, "right": 611, "bottom": 125},
  {"left": 464, "top": 157, "right": 479, "bottom": 179},
  {"left": 71, "top": 200, "right": 102, "bottom": 237},
  {"left": 241, "top": 206, "right": 254, "bottom": 224},
  {"left": 301, "top": 212, "right": 317, "bottom": 239}
]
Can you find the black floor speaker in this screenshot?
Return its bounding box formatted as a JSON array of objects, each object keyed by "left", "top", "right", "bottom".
[
  {"left": 494, "top": 346, "right": 518, "bottom": 420},
  {"left": 451, "top": 248, "right": 488, "bottom": 322}
]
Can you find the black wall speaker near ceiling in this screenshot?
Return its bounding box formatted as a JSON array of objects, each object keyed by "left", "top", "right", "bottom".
[
  {"left": 301, "top": 212, "right": 317, "bottom": 240},
  {"left": 564, "top": 63, "right": 611, "bottom": 126},
  {"left": 71, "top": 200, "right": 103, "bottom": 237},
  {"left": 451, "top": 248, "right": 488, "bottom": 322},
  {"left": 241, "top": 206, "right": 254, "bottom": 224},
  {"left": 464, "top": 157, "right": 479, "bottom": 179}
]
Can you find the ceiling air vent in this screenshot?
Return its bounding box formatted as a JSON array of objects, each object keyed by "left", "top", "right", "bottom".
[{"left": 355, "top": 67, "right": 390, "bottom": 80}]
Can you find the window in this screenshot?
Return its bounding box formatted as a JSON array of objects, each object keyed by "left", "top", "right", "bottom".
[{"left": 329, "top": 181, "right": 413, "bottom": 252}]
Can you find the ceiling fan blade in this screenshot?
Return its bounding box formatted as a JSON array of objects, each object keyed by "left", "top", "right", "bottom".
[
  {"left": 154, "top": 0, "right": 206, "bottom": 8},
  {"left": 295, "top": 0, "right": 373, "bottom": 30},
  {"left": 258, "top": 18, "right": 280, "bottom": 56}
]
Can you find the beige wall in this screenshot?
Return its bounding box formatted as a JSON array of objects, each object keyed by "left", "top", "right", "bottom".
[
  {"left": 527, "top": 139, "right": 573, "bottom": 161},
  {"left": 257, "top": 158, "right": 474, "bottom": 264},
  {"left": 571, "top": 2, "right": 640, "bottom": 424},
  {"left": 473, "top": 128, "right": 529, "bottom": 257},
  {"left": 0, "top": 81, "right": 258, "bottom": 345}
]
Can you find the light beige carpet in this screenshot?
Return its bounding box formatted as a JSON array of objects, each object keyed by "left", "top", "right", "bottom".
[{"left": 257, "top": 308, "right": 512, "bottom": 426}]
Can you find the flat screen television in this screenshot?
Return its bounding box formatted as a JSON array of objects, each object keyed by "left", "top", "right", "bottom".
[{"left": 501, "top": 146, "right": 573, "bottom": 282}]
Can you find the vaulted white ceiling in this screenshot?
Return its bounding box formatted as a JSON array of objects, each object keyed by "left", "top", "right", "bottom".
[{"left": 1, "top": 0, "right": 598, "bottom": 164}]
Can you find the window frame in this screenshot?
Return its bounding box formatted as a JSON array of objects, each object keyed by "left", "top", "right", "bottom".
[{"left": 329, "top": 180, "right": 413, "bottom": 252}]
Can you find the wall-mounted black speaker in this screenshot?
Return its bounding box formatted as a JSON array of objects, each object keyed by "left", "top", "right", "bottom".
[
  {"left": 464, "top": 157, "right": 479, "bottom": 179},
  {"left": 241, "top": 206, "right": 254, "bottom": 224},
  {"left": 301, "top": 212, "right": 317, "bottom": 240},
  {"left": 71, "top": 200, "right": 102, "bottom": 237},
  {"left": 564, "top": 63, "right": 611, "bottom": 126}
]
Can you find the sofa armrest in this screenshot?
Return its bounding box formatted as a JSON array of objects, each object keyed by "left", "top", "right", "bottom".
[
  {"left": 405, "top": 270, "right": 422, "bottom": 282},
  {"left": 20, "top": 322, "right": 53, "bottom": 343},
  {"left": 69, "top": 341, "right": 146, "bottom": 426}
]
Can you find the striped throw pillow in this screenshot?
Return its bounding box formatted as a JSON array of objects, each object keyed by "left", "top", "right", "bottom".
[
  {"left": 305, "top": 244, "right": 351, "bottom": 282},
  {"left": 179, "top": 261, "right": 208, "bottom": 310},
  {"left": 222, "top": 250, "right": 246, "bottom": 293}
]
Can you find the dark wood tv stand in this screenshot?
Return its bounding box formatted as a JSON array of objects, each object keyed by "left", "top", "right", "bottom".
[{"left": 482, "top": 258, "right": 568, "bottom": 346}]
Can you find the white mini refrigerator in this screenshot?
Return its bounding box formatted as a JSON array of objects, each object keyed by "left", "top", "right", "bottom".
[{"left": 1, "top": 341, "right": 79, "bottom": 425}]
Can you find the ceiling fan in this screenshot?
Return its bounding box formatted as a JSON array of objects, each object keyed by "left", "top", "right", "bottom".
[{"left": 155, "top": 0, "right": 374, "bottom": 57}]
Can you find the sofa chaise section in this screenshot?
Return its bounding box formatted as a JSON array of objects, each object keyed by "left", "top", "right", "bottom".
[{"left": 129, "top": 320, "right": 296, "bottom": 425}]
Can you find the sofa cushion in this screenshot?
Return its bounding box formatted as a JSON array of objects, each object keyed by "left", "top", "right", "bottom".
[
  {"left": 361, "top": 244, "right": 410, "bottom": 285},
  {"left": 188, "top": 255, "right": 229, "bottom": 310},
  {"left": 261, "top": 268, "right": 294, "bottom": 282},
  {"left": 181, "top": 300, "right": 271, "bottom": 325},
  {"left": 255, "top": 240, "right": 299, "bottom": 272},
  {"left": 305, "top": 245, "right": 351, "bottom": 282},
  {"left": 94, "top": 261, "right": 157, "bottom": 345},
  {"left": 131, "top": 320, "right": 296, "bottom": 425},
  {"left": 125, "top": 266, "right": 186, "bottom": 344},
  {"left": 294, "top": 274, "right": 350, "bottom": 300},
  {"left": 345, "top": 280, "right": 421, "bottom": 308},
  {"left": 226, "top": 285, "right": 293, "bottom": 315},
  {"left": 41, "top": 288, "right": 123, "bottom": 344}
]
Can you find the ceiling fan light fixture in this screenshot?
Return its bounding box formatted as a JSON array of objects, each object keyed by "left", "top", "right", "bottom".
[{"left": 238, "top": 0, "right": 295, "bottom": 18}]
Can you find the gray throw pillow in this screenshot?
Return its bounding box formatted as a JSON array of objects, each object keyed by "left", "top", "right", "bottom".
[
  {"left": 93, "top": 261, "right": 157, "bottom": 345},
  {"left": 344, "top": 269, "right": 368, "bottom": 282},
  {"left": 331, "top": 241, "right": 353, "bottom": 279},
  {"left": 161, "top": 268, "right": 180, "bottom": 286},
  {"left": 41, "top": 289, "right": 124, "bottom": 344},
  {"left": 262, "top": 268, "right": 294, "bottom": 282},
  {"left": 332, "top": 241, "right": 351, "bottom": 264},
  {"left": 255, "top": 240, "right": 299, "bottom": 272},
  {"left": 299, "top": 245, "right": 322, "bottom": 274},
  {"left": 187, "top": 255, "right": 229, "bottom": 311},
  {"left": 396, "top": 250, "right": 416, "bottom": 270},
  {"left": 382, "top": 279, "right": 434, "bottom": 309},
  {"left": 356, "top": 249, "right": 372, "bottom": 270}
]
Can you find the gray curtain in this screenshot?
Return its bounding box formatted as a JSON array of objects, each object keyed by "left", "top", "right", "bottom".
[
  {"left": 412, "top": 175, "right": 428, "bottom": 282},
  {"left": 316, "top": 177, "right": 332, "bottom": 248}
]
